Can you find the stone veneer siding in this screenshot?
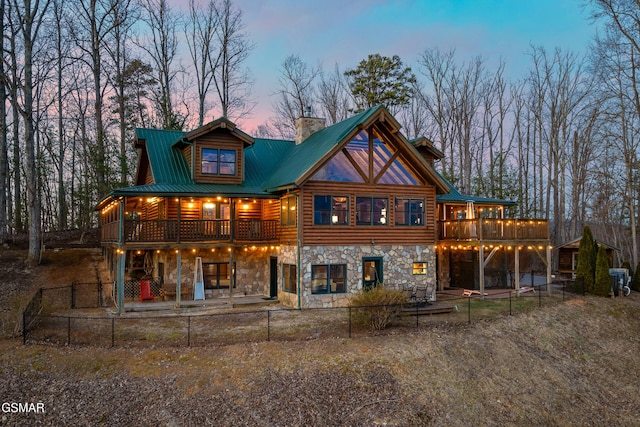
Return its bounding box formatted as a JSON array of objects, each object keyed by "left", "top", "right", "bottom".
[
  {"left": 280, "top": 244, "right": 436, "bottom": 308},
  {"left": 155, "top": 248, "right": 278, "bottom": 297}
]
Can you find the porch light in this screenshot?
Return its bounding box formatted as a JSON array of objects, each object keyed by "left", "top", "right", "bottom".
[
  {"left": 242, "top": 204, "right": 249, "bottom": 210},
  {"left": 192, "top": 249, "right": 197, "bottom": 253},
  {"left": 217, "top": 196, "right": 222, "bottom": 201}
]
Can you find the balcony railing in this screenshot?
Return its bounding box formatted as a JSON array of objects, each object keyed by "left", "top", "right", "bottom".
[
  {"left": 101, "top": 219, "right": 279, "bottom": 244},
  {"left": 438, "top": 218, "right": 549, "bottom": 242}
]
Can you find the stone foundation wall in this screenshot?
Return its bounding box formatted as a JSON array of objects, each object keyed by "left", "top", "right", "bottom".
[
  {"left": 297, "top": 244, "right": 436, "bottom": 308},
  {"left": 155, "top": 248, "right": 278, "bottom": 296}
]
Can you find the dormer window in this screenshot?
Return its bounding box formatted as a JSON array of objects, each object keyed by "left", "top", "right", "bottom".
[{"left": 202, "top": 148, "right": 236, "bottom": 175}]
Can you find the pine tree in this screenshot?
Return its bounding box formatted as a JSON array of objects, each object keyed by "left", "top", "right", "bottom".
[
  {"left": 594, "top": 246, "right": 612, "bottom": 297},
  {"left": 575, "top": 226, "right": 596, "bottom": 294}
]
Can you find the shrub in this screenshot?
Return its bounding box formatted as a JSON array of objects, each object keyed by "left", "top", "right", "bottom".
[
  {"left": 349, "top": 285, "right": 407, "bottom": 331},
  {"left": 594, "top": 245, "right": 612, "bottom": 297},
  {"left": 576, "top": 226, "right": 596, "bottom": 294},
  {"left": 633, "top": 262, "right": 640, "bottom": 292}
]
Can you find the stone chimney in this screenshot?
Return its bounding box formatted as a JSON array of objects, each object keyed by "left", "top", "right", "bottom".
[{"left": 295, "top": 106, "right": 325, "bottom": 144}]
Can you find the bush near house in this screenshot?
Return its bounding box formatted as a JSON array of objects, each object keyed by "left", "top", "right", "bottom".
[
  {"left": 594, "top": 246, "right": 612, "bottom": 297},
  {"left": 633, "top": 262, "right": 640, "bottom": 292},
  {"left": 576, "top": 226, "right": 597, "bottom": 294},
  {"left": 349, "top": 285, "right": 407, "bottom": 331}
]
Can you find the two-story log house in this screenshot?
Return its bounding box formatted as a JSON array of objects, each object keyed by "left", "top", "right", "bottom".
[{"left": 98, "top": 105, "right": 550, "bottom": 312}]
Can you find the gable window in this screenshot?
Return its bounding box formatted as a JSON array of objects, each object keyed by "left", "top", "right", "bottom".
[
  {"left": 314, "top": 195, "right": 349, "bottom": 225},
  {"left": 311, "top": 264, "right": 346, "bottom": 294},
  {"left": 281, "top": 196, "right": 297, "bottom": 226},
  {"left": 356, "top": 197, "right": 388, "bottom": 225},
  {"left": 202, "top": 148, "right": 236, "bottom": 175},
  {"left": 395, "top": 198, "right": 424, "bottom": 226}
]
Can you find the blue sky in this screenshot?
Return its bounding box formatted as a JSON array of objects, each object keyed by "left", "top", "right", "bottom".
[{"left": 213, "top": 0, "right": 597, "bottom": 129}]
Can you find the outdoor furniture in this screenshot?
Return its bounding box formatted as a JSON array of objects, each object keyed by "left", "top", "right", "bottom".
[
  {"left": 413, "top": 286, "right": 428, "bottom": 305},
  {"left": 404, "top": 286, "right": 415, "bottom": 302},
  {"left": 160, "top": 283, "right": 191, "bottom": 301},
  {"left": 139, "top": 280, "right": 154, "bottom": 302}
]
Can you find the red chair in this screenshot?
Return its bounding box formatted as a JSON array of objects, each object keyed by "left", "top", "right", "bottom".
[{"left": 139, "top": 280, "right": 154, "bottom": 302}]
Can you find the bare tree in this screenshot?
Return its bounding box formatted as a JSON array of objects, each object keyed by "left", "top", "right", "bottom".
[
  {"left": 317, "top": 64, "right": 351, "bottom": 125},
  {"left": 588, "top": 0, "right": 640, "bottom": 265},
  {"left": 9, "top": 0, "right": 52, "bottom": 263},
  {"left": 185, "top": 0, "right": 218, "bottom": 127},
  {"left": 103, "top": 0, "right": 135, "bottom": 185},
  {"left": 138, "top": 0, "right": 184, "bottom": 129},
  {"left": 0, "top": 0, "right": 8, "bottom": 242},
  {"left": 271, "top": 54, "right": 320, "bottom": 138},
  {"left": 212, "top": 0, "right": 254, "bottom": 120}
]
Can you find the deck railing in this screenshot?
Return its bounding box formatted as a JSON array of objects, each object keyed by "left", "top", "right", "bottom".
[
  {"left": 438, "top": 218, "right": 549, "bottom": 242},
  {"left": 101, "top": 219, "right": 279, "bottom": 243}
]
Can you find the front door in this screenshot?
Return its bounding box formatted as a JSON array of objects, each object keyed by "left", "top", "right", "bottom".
[
  {"left": 363, "top": 257, "right": 383, "bottom": 290},
  {"left": 269, "top": 257, "right": 278, "bottom": 297}
]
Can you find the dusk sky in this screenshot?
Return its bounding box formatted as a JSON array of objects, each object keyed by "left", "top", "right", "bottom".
[{"left": 194, "top": 0, "right": 598, "bottom": 130}]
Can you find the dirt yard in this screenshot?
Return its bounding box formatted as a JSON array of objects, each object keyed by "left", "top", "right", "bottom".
[{"left": 1, "top": 242, "right": 640, "bottom": 426}]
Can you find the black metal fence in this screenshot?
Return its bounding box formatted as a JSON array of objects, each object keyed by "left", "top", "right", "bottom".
[
  {"left": 22, "top": 282, "right": 583, "bottom": 347},
  {"left": 21, "top": 281, "right": 110, "bottom": 343}
]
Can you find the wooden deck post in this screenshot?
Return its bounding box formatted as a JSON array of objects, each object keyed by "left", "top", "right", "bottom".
[
  {"left": 116, "top": 250, "right": 125, "bottom": 314},
  {"left": 478, "top": 245, "right": 485, "bottom": 299}
]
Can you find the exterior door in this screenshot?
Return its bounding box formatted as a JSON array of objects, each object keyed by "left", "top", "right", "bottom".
[{"left": 362, "top": 257, "right": 383, "bottom": 290}]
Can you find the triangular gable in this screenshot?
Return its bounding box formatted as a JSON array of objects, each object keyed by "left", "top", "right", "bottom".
[
  {"left": 287, "top": 105, "right": 450, "bottom": 193},
  {"left": 177, "top": 117, "right": 254, "bottom": 148}
]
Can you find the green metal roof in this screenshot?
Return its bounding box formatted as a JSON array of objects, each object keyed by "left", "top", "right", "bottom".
[
  {"left": 100, "top": 106, "right": 489, "bottom": 207},
  {"left": 435, "top": 171, "right": 516, "bottom": 205},
  {"left": 136, "top": 128, "right": 191, "bottom": 184},
  {"left": 263, "top": 106, "right": 384, "bottom": 190}
]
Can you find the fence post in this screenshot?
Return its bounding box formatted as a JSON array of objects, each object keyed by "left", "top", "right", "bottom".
[
  {"left": 187, "top": 316, "right": 191, "bottom": 347},
  {"left": 71, "top": 282, "right": 76, "bottom": 309},
  {"left": 509, "top": 291, "right": 512, "bottom": 316},
  {"left": 22, "top": 310, "right": 27, "bottom": 345},
  {"left": 538, "top": 284, "right": 542, "bottom": 307}
]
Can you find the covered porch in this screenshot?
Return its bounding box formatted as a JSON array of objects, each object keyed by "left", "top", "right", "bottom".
[
  {"left": 107, "top": 243, "right": 280, "bottom": 314},
  {"left": 436, "top": 200, "right": 551, "bottom": 297}
]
